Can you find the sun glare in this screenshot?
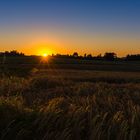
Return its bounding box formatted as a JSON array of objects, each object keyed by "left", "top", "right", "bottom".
[
  {"left": 37, "top": 47, "right": 53, "bottom": 58},
  {"left": 42, "top": 53, "right": 48, "bottom": 57}
]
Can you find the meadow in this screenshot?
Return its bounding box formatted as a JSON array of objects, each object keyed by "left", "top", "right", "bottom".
[{"left": 0, "top": 56, "right": 140, "bottom": 140}]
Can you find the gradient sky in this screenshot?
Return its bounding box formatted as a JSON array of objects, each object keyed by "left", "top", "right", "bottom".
[{"left": 0, "top": 0, "right": 140, "bottom": 56}]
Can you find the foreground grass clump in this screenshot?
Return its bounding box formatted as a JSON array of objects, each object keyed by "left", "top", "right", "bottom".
[{"left": 0, "top": 76, "right": 140, "bottom": 140}]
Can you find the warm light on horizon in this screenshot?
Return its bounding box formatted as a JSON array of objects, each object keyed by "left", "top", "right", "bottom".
[
  {"left": 36, "top": 45, "right": 54, "bottom": 57},
  {"left": 0, "top": 28, "right": 139, "bottom": 57},
  {"left": 0, "top": 0, "right": 139, "bottom": 57},
  {"left": 42, "top": 53, "right": 48, "bottom": 57}
]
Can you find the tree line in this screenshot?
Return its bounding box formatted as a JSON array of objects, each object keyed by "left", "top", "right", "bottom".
[
  {"left": 0, "top": 50, "right": 140, "bottom": 61},
  {"left": 54, "top": 52, "right": 140, "bottom": 61},
  {"left": 0, "top": 50, "right": 24, "bottom": 57}
]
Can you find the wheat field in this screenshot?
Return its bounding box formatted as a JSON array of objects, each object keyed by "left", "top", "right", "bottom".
[{"left": 0, "top": 69, "right": 140, "bottom": 140}]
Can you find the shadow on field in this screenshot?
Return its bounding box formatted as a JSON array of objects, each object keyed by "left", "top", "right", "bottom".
[{"left": 0, "top": 74, "right": 140, "bottom": 139}]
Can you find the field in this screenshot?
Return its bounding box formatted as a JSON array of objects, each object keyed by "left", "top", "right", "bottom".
[{"left": 0, "top": 56, "right": 140, "bottom": 140}]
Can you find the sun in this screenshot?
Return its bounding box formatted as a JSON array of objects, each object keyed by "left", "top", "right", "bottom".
[
  {"left": 42, "top": 53, "right": 48, "bottom": 57},
  {"left": 37, "top": 48, "right": 53, "bottom": 57},
  {"left": 41, "top": 53, "right": 49, "bottom": 61}
]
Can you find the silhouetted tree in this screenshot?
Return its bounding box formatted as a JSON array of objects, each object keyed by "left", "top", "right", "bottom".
[
  {"left": 84, "top": 53, "right": 87, "bottom": 58},
  {"left": 104, "top": 52, "right": 117, "bottom": 61},
  {"left": 87, "top": 54, "right": 92, "bottom": 58},
  {"left": 73, "top": 52, "right": 78, "bottom": 58},
  {"left": 0, "top": 50, "right": 25, "bottom": 57},
  {"left": 97, "top": 54, "right": 102, "bottom": 58},
  {"left": 10, "top": 50, "right": 18, "bottom": 56},
  {"left": 126, "top": 54, "right": 140, "bottom": 61}
]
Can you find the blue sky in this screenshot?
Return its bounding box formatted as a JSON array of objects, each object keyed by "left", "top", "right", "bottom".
[
  {"left": 0, "top": 0, "right": 140, "bottom": 28},
  {"left": 0, "top": 0, "right": 140, "bottom": 56}
]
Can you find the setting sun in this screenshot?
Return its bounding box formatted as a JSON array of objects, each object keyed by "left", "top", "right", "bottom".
[
  {"left": 42, "top": 53, "right": 48, "bottom": 57},
  {"left": 36, "top": 46, "right": 54, "bottom": 57}
]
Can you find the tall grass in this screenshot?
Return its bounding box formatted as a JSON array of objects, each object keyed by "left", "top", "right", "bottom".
[{"left": 0, "top": 75, "right": 140, "bottom": 140}]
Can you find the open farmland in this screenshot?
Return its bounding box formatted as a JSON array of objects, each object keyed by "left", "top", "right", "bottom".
[
  {"left": 32, "top": 69, "right": 140, "bottom": 83},
  {"left": 0, "top": 56, "right": 140, "bottom": 140},
  {"left": 0, "top": 56, "right": 140, "bottom": 76}
]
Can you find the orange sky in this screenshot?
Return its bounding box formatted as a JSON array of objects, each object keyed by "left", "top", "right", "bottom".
[
  {"left": 0, "top": 25, "right": 140, "bottom": 57},
  {"left": 0, "top": 0, "right": 140, "bottom": 57}
]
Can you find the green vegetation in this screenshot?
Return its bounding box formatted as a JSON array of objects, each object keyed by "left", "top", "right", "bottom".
[{"left": 0, "top": 69, "right": 140, "bottom": 140}]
